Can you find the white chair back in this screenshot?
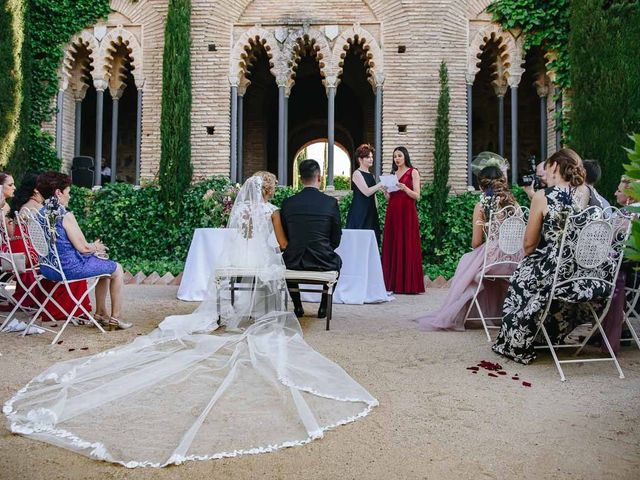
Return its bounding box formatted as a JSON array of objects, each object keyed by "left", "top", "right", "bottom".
[
  {"left": 23, "top": 211, "right": 63, "bottom": 279},
  {"left": 552, "top": 206, "right": 629, "bottom": 296},
  {"left": 484, "top": 205, "right": 529, "bottom": 268}
]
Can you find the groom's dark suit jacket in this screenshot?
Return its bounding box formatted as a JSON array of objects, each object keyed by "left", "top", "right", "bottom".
[{"left": 280, "top": 187, "right": 342, "bottom": 272}]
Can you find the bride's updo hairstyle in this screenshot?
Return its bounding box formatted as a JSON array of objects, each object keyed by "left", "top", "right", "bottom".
[
  {"left": 253, "top": 171, "right": 277, "bottom": 200},
  {"left": 478, "top": 165, "right": 516, "bottom": 211},
  {"left": 544, "top": 148, "right": 586, "bottom": 187}
]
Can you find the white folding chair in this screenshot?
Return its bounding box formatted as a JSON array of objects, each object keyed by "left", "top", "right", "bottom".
[
  {"left": 0, "top": 213, "right": 58, "bottom": 334},
  {"left": 622, "top": 271, "right": 640, "bottom": 350},
  {"left": 464, "top": 205, "right": 528, "bottom": 341},
  {"left": 534, "top": 206, "right": 630, "bottom": 381},
  {"left": 21, "top": 210, "right": 108, "bottom": 344}
]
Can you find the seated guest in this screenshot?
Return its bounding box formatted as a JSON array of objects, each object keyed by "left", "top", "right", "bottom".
[
  {"left": 583, "top": 158, "right": 611, "bottom": 209},
  {"left": 280, "top": 159, "right": 342, "bottom": 319},
  {"left": 346, "top": 143, "right": 385, "bottom": 246},
  {"left": 601, "top": 175, "right": 639, "bottom": 352},
  {"left": 36, "top": 172, "right": 130, "bottom": 330},
  {"left": 9, "top": 173, "right": 92, "bottom": 320},
  {"left": 492, "top": 149, "right": 596, "bottom": 364},
  {"left": 416, "top": 165, "right": 518, "bottom": 331}
]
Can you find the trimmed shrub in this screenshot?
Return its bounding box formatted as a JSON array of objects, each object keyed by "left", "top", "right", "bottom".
[
  {"left": 568, "top": 0, "right": 640, "bottom": 200},
  {"left": 159, "top": 0, "right": 193, "bottom": 214}
]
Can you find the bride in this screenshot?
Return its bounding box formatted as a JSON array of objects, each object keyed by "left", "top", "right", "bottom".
[{"left": 3, "top": 172, "right": 377, "bottom": 468}]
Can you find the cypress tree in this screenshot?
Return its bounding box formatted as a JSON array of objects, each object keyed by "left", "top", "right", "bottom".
[
  {"left": 159, "top": 0, "right": 193, "bottom": 211},
  {"left": 431, "top": 61, "right": 451, "bottom": 259},
  {"left": 568, "top": 0, "right": 640, "bottom": 199}
]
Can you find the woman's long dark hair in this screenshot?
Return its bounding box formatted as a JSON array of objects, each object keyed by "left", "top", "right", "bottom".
[
  {"left": 10, "top": 173, "right": 39, "bottom": 218},
  {"left": 391, "top": 146, "right": 413, "bottom": 173}
]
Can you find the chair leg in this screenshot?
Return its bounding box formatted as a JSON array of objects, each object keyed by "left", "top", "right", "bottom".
[
  {"left": 326, "top": 290, "right": 333, "bottom": 331},
  {"left": 540, "top": 323, "right": 566, "bottom": 382}
]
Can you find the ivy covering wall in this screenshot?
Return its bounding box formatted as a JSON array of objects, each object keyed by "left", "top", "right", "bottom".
[
  {"left": 0, "top": 0, "right": 25, "bottom": 169},
  {"left": 159, "top": 0, "right": 193, "bottom": 212},
  {"left": 488, "top": 0, "right": 570, "bottom": 90},
  {"left": 5, "top": 0, "right": 111, "bottom": 177},
  {"left": 568, "top": 0, "right": 640, "bottom": 199},
  {"left": 488, "top": 0, "right": 570, "bottom": 139}
]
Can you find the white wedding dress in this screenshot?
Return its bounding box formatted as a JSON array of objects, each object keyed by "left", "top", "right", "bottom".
[{"left": 3, "top": 176, "right": 377, "bottom": 468}]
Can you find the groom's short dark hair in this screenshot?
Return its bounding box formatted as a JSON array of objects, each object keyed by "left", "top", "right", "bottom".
[{"left": 299, "top": 159, "right": 321, "bottom": 181}]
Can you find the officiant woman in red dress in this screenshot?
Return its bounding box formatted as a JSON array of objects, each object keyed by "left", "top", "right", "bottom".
[{"left": 381, "top": 146, "right": 425, "bottom": 294}]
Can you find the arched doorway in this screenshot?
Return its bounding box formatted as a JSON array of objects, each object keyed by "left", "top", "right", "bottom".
[
  {"left": 67, "top": 31, "right": 141, "bottom": 185},
  {"left": 231, "top": 26, "right": 383, "bottom": 187},
  {"left": 291, "top": 140, "right": 350, "bottom": 189},
  {"left": 241, "top": 39, "right": 278, "bottom": 181}
]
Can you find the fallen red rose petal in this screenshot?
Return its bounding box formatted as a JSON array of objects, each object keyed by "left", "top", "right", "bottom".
[
  {"left": 472, "top": 371, "right": 478, "bottom": 374},
  {"left": 80, "top": 347, "right": 89, "bottom": 350},
  {"left": 522, "top": 381, "right": 532, "bottom": 387},
  {"left": 56, "top": 340, "right": 63, "bottom": 345},
  {"left": 512, "top": 376, "right": 519, "bottom": 380},
  {"left": 488, "top": 372, "right": 498, "bottom": 377},
  {"left": 497, "top": 371, "right": 507, "bottom": 375},
  {"left": 466, "top": 366, "right": 479, "bottom": 371},
  {"left": 68, "top": 348, "right": 75, "bottom": 352}
]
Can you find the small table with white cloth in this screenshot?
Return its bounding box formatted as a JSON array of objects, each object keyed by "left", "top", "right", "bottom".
[{"left": 177, "top": 228, "right": 392, "bottom": 305}]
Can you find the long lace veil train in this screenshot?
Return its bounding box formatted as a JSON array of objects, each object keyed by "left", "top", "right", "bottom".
[{"left": 3, "top": 175, "right": 378, "bottom": 468}]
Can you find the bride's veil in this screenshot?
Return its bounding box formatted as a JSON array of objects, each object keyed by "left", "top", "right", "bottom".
[
  {"left": 3, "top": 175, "right": 378, "bottom": 468},
  {"left": 159, "top": 174, "right": 288, "bottom": 333}
]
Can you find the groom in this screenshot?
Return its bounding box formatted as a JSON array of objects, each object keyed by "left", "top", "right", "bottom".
[{"left": 280, "top": 159, "right": 342, "bottom": 319}]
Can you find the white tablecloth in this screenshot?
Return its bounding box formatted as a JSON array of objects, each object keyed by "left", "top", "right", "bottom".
[{"left": 177, "top": 228, "right": 392, "bottom": 305}]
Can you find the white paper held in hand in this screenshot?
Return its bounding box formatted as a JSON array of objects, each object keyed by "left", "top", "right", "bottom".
[{"left": 380, "top": 174, "right": 400, "bottom": 192}]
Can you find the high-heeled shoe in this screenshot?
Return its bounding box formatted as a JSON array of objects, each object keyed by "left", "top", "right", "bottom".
[
  {"left": 106, "top": 317, "right": 132, "bottom": 331},
  {"left": 93, "top": 313, "right": 110, "bottom": 328}
]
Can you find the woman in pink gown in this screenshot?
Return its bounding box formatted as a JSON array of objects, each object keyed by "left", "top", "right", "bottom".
[{"left": 416, "top": 165, "right": 518, "bottom": 331}]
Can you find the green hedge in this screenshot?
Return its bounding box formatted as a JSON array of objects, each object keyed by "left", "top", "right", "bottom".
[{"left": 70, "top": 178, "right": 529, "bottom": 280}]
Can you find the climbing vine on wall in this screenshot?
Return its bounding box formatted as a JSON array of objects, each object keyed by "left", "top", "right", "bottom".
[
  {"left": 0, "top": 0, "right": 25, "bottom": 169},
  {"left": 488, "top": 0, "right": 571, "bottom": 90},
  {"left": 7, "top": 0, "right": 111, "bottom": 176}
]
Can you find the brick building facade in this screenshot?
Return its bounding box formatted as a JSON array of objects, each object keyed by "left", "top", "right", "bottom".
[{"left": 52, "top": 0, "right": 559, "bottom": 192}]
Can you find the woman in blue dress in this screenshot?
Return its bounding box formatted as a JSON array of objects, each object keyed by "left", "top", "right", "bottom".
[{"left": 36, "top": 172, "right": 130, "bottom": 330}]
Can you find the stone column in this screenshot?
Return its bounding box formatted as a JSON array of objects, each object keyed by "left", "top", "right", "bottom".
[
  {"left": 93, "top": 79, "right": 107, "bottom": 186},
  {"left": 326, "top": 77, "right": 337, "bottom": 189},
  {"left": 466, "top": 74, "right": 475, "bottom": 186},
  {"left": 374, "top": 83, "right": 383, "bottom": 181},
  {"left": 74, "top": 99, "right": 82, "bottom": 157},
  {"left": 135, "top": 87, "right": 143, "bottom": 186},
  {"left": 55, "top": 89, "right": 65, "bottom": 158},
  {"left": 494, "top": 83, "right": 508, "bottom": 159},
  {"left": 237, "top": 91, "right": 244, "bottom": 183},
  {"left": 230, "top": 84, "right": 238, "bottom": 184},
  {"left": 508, "top": 75, "right": 522, "bottom": 184},
  {"left": 555, "top": 88, "right": 562, "bottom": 151},
  {"left": 536, "top": 82, "right": 549, "bottom": 162},
  {"left": 277, "top": 82, "right": 286, "bottom": 184},
  {"left": 283, "top": 90, "right": 289, "bottom": 186},
  {"left": 109, "top": 93, "right": 121, "bottom": 183}
]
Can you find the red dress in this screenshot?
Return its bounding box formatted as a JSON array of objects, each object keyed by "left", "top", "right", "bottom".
[
  {"left": 9, "top": 223, "right": 91, "bottom": 320},
  {"left": 381, "top": 168, "right": 425, "bottom": 294}
]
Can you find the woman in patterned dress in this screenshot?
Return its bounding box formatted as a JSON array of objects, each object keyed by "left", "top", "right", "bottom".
[{"left": 492, "top": 149, "right": 603, "bottom": 364}]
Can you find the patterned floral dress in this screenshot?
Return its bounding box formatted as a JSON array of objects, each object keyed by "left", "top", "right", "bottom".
[{"left": 492, "top": 186, "right": 612, "bottom": 364}]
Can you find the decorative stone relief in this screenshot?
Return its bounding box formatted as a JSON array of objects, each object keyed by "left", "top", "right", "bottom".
[{"left": 275, "top": 27, "right": 288, "bottom": 44}]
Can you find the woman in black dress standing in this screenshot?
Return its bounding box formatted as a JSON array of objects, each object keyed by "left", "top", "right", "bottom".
[{"left": 346, "top": 144, "right": 386, "bottom": 246}]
